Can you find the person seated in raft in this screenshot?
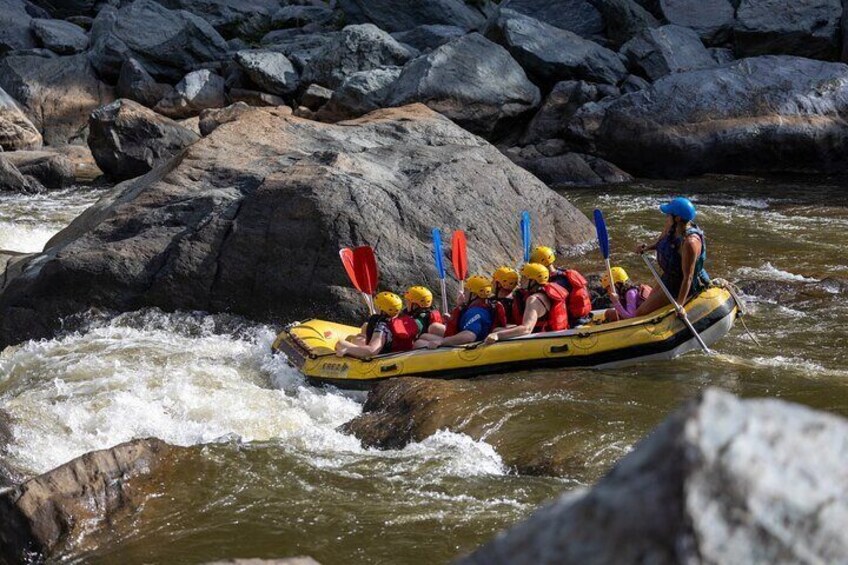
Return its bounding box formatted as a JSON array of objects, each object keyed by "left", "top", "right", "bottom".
[
  {"left": 492, "top": 266, "right": 520, "bottom": 324},
  {"left": 529, "top": 246, "right": 593, "bottom": 327},
  {"left": 634, "top": 196, "right": 710, "bottom": 317},
  {"left": 601, "top": 266, "right": 653, "bottom": 322},
  {"left": 403, "top": 286, "right": 443, "bottom": 338},
  {"left": 414, "top": 275, "right": 506, "bottom": 349},
  {"left": 485, "top": 262, "right": 569, "bottom": 344},
  {"left": 335, "top": 292, "right": 418, "bottom": 359}
]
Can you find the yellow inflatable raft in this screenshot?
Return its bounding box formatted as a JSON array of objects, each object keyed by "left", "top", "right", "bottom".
[{"left": 272, "top": 283, "right": 740, "bottom": 389}]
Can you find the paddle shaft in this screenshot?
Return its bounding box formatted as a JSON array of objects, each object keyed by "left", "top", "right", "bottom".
[
  {"left": 439, "top": 278, "right": 449, "bottom": 315},
  {"left": 641, "top": 254, "right": 712, "bottom": 354},
  {"left": 604, "top": 258, "right": 615, "bottom": 299}
]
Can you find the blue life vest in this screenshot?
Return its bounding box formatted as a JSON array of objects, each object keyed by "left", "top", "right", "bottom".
[{"left": 656, "top": 224, "right": 710, "bottom": 294}]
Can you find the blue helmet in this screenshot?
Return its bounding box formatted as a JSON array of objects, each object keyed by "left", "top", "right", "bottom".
[{"left": 660, "top": 197, "right": 696, "bottom": 222}]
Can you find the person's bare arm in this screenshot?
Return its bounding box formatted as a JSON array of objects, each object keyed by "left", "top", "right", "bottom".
[
  {"left": 337, "top": 332, "right": 386, "bottom": 358},
  {"left": 677, "top": 235, "right": 701, "bottom": 305},
  {"left": 485, "top": 296, "right": 545, "bottom": 343}
]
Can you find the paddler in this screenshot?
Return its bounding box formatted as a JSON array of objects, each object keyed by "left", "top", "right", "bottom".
[
  {"left": 485, "top": 262, "right": 568, "bottom": 344},
  {"left": 601, "top": 266, "right": 652, "bottom": 322},
  {"left": 529, "top": 246, "right": 592, "bottom": 326},
  {"left": 403, "top": 286, "right": 443, "bottom": 337},
  {"left": 635, "top": 196, "right": 710, "bottom": 316},
  {"left": 336, "top": 292, "right": 417, "bottom": 358},
  {"left": 492, "top": 266, "right": 520, "bottom": 324}
]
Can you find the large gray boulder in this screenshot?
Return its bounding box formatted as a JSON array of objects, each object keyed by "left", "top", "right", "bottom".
[
  {"left": 621, "top": 25, "right": 715, "bottom": 81},
  {"left": 569, "top": 56, "right": 848, "bottom": 177},
  {"left": 459, "top": 388, "right": 848, "bottom": 564},
  {"left": 388, "top": 34, "right": 541, "bottom": 137},
  {"left": 154, "top": 70, "right": 226, "bottom": 119},
  {"left": 301, "top": 24, "right": 414, "bottom": 90},
  {"left": 0, "top": 86, "right": 42, "bottom": 151},
  {"left": 260, "top": 30, "right": 339, "bottom": 73},
  {"left": 391, "top": 25, "right": 466, "bottom": 53},
  {"left": 234, "top": 50, "right": 299, "bottom": 96},
  {"left": 0, "top": 53, "right": 114, "bottom": 146},
  {"left": 88, "top": 99, "right": 200, "bottom": 181},
  {"left": 0, "top": 104, "right": 594, "bottom": 347},
  {"left": 486, "top": 9, "right": 627, "bottom": 88},
  {"left": 316, "top": 67, "right": 402, "bottom": 121},
  {"left": 31, "top": 18, "right": 89, "bottom": 54},
  {"left": 652, "top": 0, "right": 735, "bottom": 44},
  {"left": 499, "top": 0, "right": 604, "bottom": 38},
  {"left": 0, "top": 438, "right": 177, "bottom": 564},
  {"left": 116, "top": 58, "right": 175, "bottom": 108},
  {"left": 504, "top": 145, "right": 633, "bottom": 186},
  {"left": 87, "top": 0, "right": 229, "bottom": 82},
  {"left": 338, "top": 0, "right": 486, "bottom": 32},
  {"left": 155, "top": 0, "right": 284, "bottom": 39},
  {"left": 0, "top": 0, "right": 38, "bottom": 54},
  {"left": 735, "top": 0, "right": 843, "bottom": 60}
]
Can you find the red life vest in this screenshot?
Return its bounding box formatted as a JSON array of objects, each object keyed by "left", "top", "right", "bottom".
[
  {"left": 365, "top": 314, "right": 418, "bottom": 353},
  {"left": 552, "top": 269, "right": 592, "bottom": 322},
  {"left": 512, "top": 284, "right": 569, "bottom": 331}
]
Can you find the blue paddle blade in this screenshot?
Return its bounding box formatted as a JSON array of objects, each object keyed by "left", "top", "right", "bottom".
[
  {"left": 520, "top": 210, "right": 531, "bottom": 263},
  {"left": 594, "top": 209, "right": 610, "bottom": 259},
  {"left": 432, "top": 228, "right": 446, "bottom": 279}
]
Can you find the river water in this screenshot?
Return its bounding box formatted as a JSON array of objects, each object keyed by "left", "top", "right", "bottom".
[{"left": 1, "top": 176, "right": 846, "bottom": 563}]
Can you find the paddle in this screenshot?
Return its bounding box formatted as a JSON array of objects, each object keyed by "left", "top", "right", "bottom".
[
  {"left": 641, "top": 254, "right": 712, "bottom": 355},
  {"left": 593, "top": 209, "right": 617, "bottom": 300},
  {"left": 520, "top": 210, "right": 531, "bottom": 263},
  {"left": 451, "top": 230, "right": 468, "bottom": 281},
  {"left": 339, "top": 246, "right": 378, "bottom": 314},
  {"left": 432, "top": 228, "right": 449, "bottom": 314}
]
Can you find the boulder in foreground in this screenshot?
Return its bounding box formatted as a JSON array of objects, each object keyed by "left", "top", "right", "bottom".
[{"left": 458, "top": 388, "right": 848, "bottom": 564}]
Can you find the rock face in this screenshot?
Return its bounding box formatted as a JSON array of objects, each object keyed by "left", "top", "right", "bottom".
[
  {"left": 735, "top": 0, "right": 843, "bottom": 60},
  {"left": 316, "top": 67, "right": 402, "bottom": 121},
  {"left": 338, "top": 0, "right": 486, "bottom": 32},
  {"left": 388, "top": 34, "right": 541, "bottom": 137},
  {"left": 458, "top": 388, "right": 848, "bottom": 564},
  {"left": 0, "top": 0, "right": 37, "bottom": 54},
  {"left": 31, "top": 18, "right": 89, "bottom": 54},
  {"left": 621, "top": 25, "right": 715, "bottom": 80},
  {"left": 499, "top": 0, "right": 604, "bottom": 38},
  {"left": 301, "top": 24, "right": 414, "bottom": 90},
  {"left": 0, "top": 53, "right": 114, "bottom": 146},
  {"left": 88, "top": 99, "right": 200, "bottom": 181},
  {"left": 486, "top": 9, "right": 628, "bottom": 88},
  {"left": 116, "top": 58, "right": 175, "bottom": 109},
  {"left": 0, "top": 87, "right": 42, "bottom": 152},
  {"left": 234, "top": 50, "right": 300, "bottom": 96},
  {"left": 154, "top": 70, "right": 226, "bottom": 119},
  {"left": 655, "top": 0, "right": 735, "bottom": 44},
  {"left": 569, "top": 56, "right": 848, "bottom": 177},
  {"left": 0, "top": 438, "right": 177, "bottom": 564},
  {"left": 88, "top": 0, "right": 229, "bottom": 82},
  {"left": 0, "top": 104, "right": 594, "bottom": 347}
]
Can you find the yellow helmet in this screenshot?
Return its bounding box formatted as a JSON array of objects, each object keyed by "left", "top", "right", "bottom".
[
  {"left": 601, "top": 266, "right": 629, "bottom": 290},
  {"left": 492, "top": 266, "right": 519, "bottom": 290},
  {"left": 465, "top": 275, "right": 493, "bottom": 299},
  {"left": 404, "top": 286, "right": 433, "bottom": 308},
  {"left": 521, "top": 262, "right": 550, "bottom": 285},
  {"left": 530, "top": 246, "right": 556, "bottom": 267},
  {"left": 374, "top": 291, "right": 403, "bottom": 316}
]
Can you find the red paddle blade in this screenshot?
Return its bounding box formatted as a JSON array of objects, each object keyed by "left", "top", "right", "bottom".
[
  {"left": 339, "top": 248, "right": 363, "bottom": 292},
  {"left": 352, "top": 245, "right": 379, "bottom": 296},
  {"left": 451, "top": 230, "right": 468, "bottom": 281}
]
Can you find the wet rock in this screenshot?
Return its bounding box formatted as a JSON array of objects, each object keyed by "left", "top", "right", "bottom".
[
  {"left": 198, "top": 101, "right": 253, "bottom": 136},
  {"left": 154, "top": 70, "right": 226, "bottom": 119},
  {"left": 1, "top": 151, "right": 74, "bottom": 189},
  {"left": 504, "top": 146, "right": 633, "bottom": 186},
  {"left": 0, "top": 87, "right": 42, "bottom": 152},
  {"left": 0, "top": 0, "right": 38, "bottom": 54},
  {"left": 300, "top": 84, "right": 333, "bottom": 111},
  {"left": 0, "top": 104, "right": 593, "bottom": 346},
  {"left": 499, "top": 0, "right": 603, "bottom": 38},
  {"left": 388, "top": 34, "right": 541, "bottom": 137},
  {"left": 735, "top": 0, "right": 842, "bottom": 60},
  {"left": 654, "top": 0, "right": 735, "bottom": 44},
  {"left": 0, "top": 408, "right": 16, "bottom": 487},
  {"left": 569, "top": 56, "right": 848, "bottom": 177},
  {"left": 272, "top": 5, "right": 335, "bottom": 30},
  {"left": 620, "top": 24, "right": 715, "bottom": 81},
  {"left": 0, "top": 438, "right": 178, "bottom": 564},
  {"left": 89, "top": 99, "right": 200, "bottom": 181},
  {"left": 234, "top": 50, "right": 299, "bottom": 97},
  {"left": 338, "top": 0, "right": 486, "bottom": 32},
  {"left": 301, "top": 24, "right": 413, "bottom": 90},
  {"left": 153, "top": 0, "right": 281, "bottom": 39},
  {"left": 0, "top": 155, "right": 44, "bottom": 193},
  {"left": 316, "top": 67, "right": 401, "bottom": 121},
  {"left": 228, "top": 88, "right": 287, "bottom": 108},
  {"left": 458, "top": 388, "right": 848, "bottom": 564},
  {"left": 116, "top": 58, "right": 175, "bottom": 109},
  {"left": 521, "top": 80, "right": 618, "bottom": 146},
  {"left": 486, "top": 9, "right": 628, "bottom": 88},
  {"left": 737, "top": 277, "right": 848, "bottom": 304},
  {"left": 0, "top": 52, "right": 114, "bottom": 146},
  {"left": 31, "top": 18, "right": 89, "bottom": 54},
  {"left": 391, "top": 25, "right": 466, "bottom": 53},
  {"left": 589, "top": 0, "right": 659, "bottom": 48},
  {"left": 87, "top": 0, "right": 229, "bottom": 83}
]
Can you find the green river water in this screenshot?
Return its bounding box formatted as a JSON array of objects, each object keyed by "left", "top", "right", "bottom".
[{"left": 1, "top": 176, "right": 846, "bottom": 563}]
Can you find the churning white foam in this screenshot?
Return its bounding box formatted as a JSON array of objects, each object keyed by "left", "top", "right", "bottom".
[
  {"left": 735, "top": 262, "right": 818, "bottom": 282},
  {"left": 0, "top": 310, "right": 504, "bottom": 478},
  {"left": 0, "top": 221, "right": 57, "bottom": 252}
]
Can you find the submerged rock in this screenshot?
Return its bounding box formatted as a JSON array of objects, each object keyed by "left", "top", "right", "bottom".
[
  {"left": 0, "top": 104, "right": 593, "bottom": 347},
  {"left": 569, "top": 56, "right": 848, "bottom": 177},
  {"left": 0, "top": 438, "right": 177, "bottom": 564},
  {"left": 458, "top": 388, "right": 848, "bottom": 564},
  {"left": 0, "top": 87, "right": 42, "bottom": 152}
]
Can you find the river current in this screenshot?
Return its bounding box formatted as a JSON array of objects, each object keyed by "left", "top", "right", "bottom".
[{"left": 1, "top": 176, "right": 846, "bottom": 563}]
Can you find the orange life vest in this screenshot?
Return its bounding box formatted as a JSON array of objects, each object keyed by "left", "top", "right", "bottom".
[
  {"left": 512, "top": 283, "right": 569, "bottom": 332},
  {"left": 552, "top": 269, "right": 592, "bottom": 322}
]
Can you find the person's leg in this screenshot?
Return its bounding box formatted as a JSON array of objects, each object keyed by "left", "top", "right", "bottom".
[
  {"left": 635, "top": 287, "right": 671, "bottom": 316},
  {"left": 426, "top": 330, "right": 477, "bottom": 348}
]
